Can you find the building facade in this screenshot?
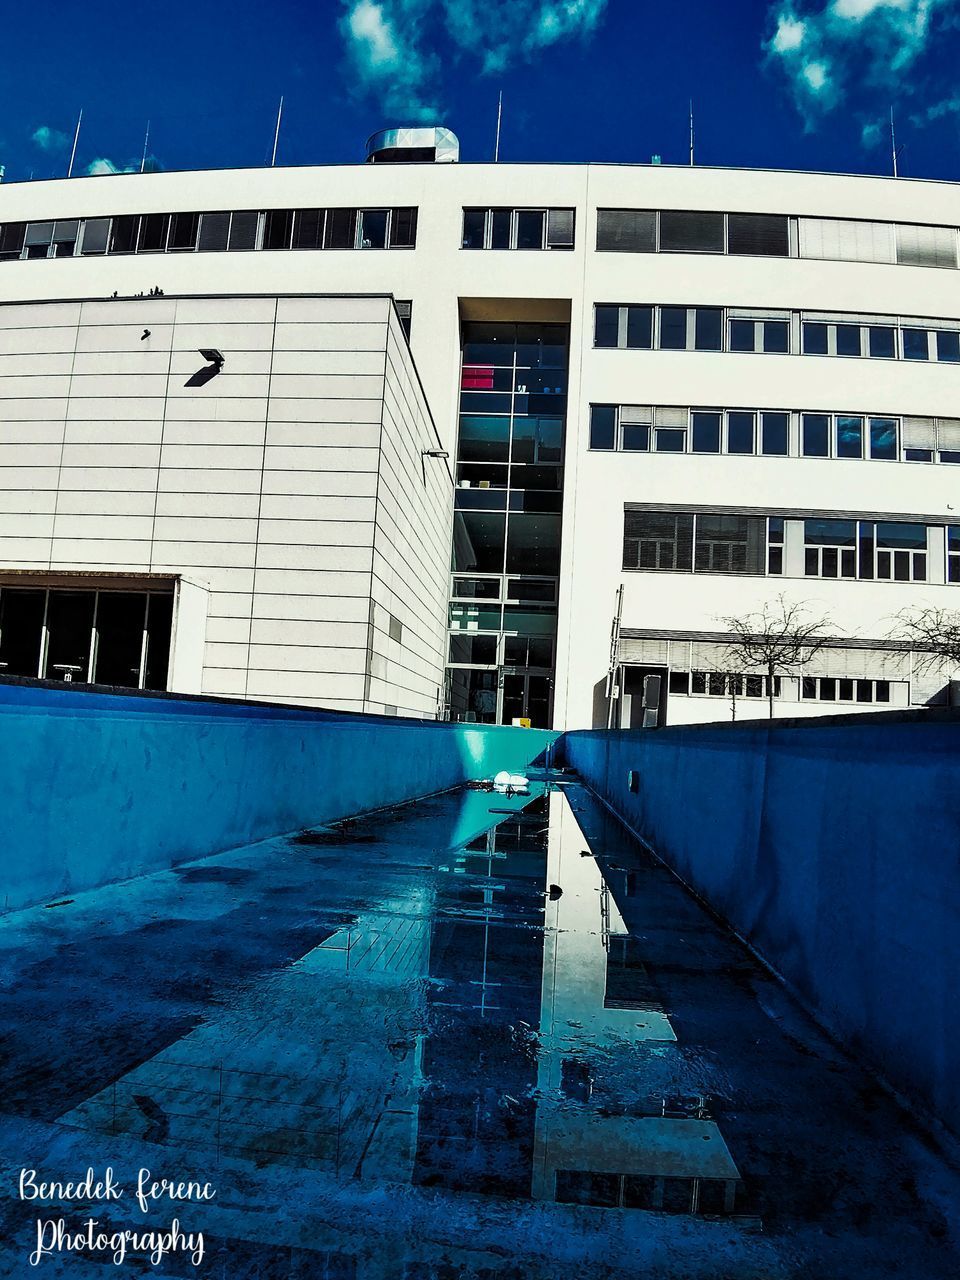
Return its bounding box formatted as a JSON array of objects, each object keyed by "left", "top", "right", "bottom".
[{"left": 0, "top": 141, "right": 959, "bottom": 726}]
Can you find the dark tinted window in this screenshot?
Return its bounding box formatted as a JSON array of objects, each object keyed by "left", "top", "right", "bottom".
[
  {"left": 228, "top": 210, "right": 259, "bottom": 250},
  {"left": 491, "top": 209, "right": 511, "bottom": 248},
  {"left": 761, "top": 411, "right": 790, "bottom": 455},
  {"left": 659, "top": 307, "right": 687, "bottom": 349},
  {"left": 836, "top": 416, "right": 863, "bottom": 458},
  {"left": 802, "top": 322, "right": 828, "bottom": 354},
  {"left": 868, "top": 326, "right": 895, "bottom": 358},
  {"left": 802, "top": 413, "right": 830, "bottom": 457},
  {"left": 903, "top": 328, "right": 929, "bottom": 360},
  {"left": 292, "top": 208, "right": 324, "bottom": 249},
  {"left": 167, "top": 212, "right": 199, "bottom": 251},
  {"left": 936, "top": 331, "right": 960, "bottom": 362},
  {"left": 516, "top": 209, "right": 545, "bottom": 249},
  {"left": 263, "top": 209, "right": 294, "bottom": 250},
  {"left": 727, "top": 411, "right": 755, "bottom": 454},
  {"left": 836, "top": 324, "right": 861, "bottom": 356},
  {"left": 692, "top": 411, "right": 721, "bottom": 452},
  {"left": 626, "top": 306, "right": 652, "bottom": 348},
  {"left": 359, "top": 209, "right": 388, "bottom": 248},
  {"left": 659, "top": 209, "right": 724, "bottom": 253},
  {"left": 694, "top": 308, "right": 723, "bottom": 351},
  {"left": 727, "top": 212, "right": 789, "bottom": 256},
  {"left": 198, "top": 211, "right": 230, "bottom": 252},
  {"left": 596, "top": 209, "right": 656, "bottom": 252},
  {"left": 730, "top": 319, "right": 755, "bottom": 351},
  {"left": 763, "top": 320, "right": 789, "bottom": 352},
  {"left": 94, "top": 593, "right": 146, "bottom": 686},
  {"left": 462, "top": 208, "right": 486, "bottom": 248},
  {"left": 389, "top": 207, "right": 417, "bottom": 247},
  {"left": 137, "top": 213, "right": 169, "bottom": 252},
  {"left": 325, "top": 207, "right": 357, "bottom": 248},
  {"left": 869, "top": 418, "right": 898, "bottom": 460},
  {"left": 621, "top": 423, "right": 649, "bottom": 451},
  {"left": 590, "top": 405, "right": 617, "bottom": 449},
  {"left": 144, "top": 594, "right": 173, "bottom": 691},
  {"left": 594, "top": 305, "right": 619, "bottom": 348},
  {"left": 0, "top": 589, "right": 45, "bottom": 675}
]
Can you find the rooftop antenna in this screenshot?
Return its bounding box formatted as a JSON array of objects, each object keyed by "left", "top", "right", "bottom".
[
  {"left": 271, "top": 96, "right": 284, "bottom": 167},
  {"left": 66, "top": 108, "right": 83, "bottom": 178},
  {"left": 689, "top": 99, "right": 695, "bottom": 166},
  {"left": 140, "top": 120, "right": 151, "bottom": 174},
  {"left": 494, "top": 90, "right": 503, "bottom": 162},
  {"left": 890, "top": 105, "right": 902, "bottom": 178}
]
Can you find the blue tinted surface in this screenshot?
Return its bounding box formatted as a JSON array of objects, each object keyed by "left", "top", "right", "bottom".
[{"left": 0, "top": 780, "right": 957, "bottom": 1278}]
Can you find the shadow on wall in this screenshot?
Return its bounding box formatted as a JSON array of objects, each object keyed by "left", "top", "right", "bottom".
[
  {"left": 558, "top": 709, "right": 960, "bottom": 1141},
  {"left": 0, "top": 678, "right": 556, "bottom": 914}
]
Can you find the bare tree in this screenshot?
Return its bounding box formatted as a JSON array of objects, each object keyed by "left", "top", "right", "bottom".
[
  {"left": 889, "top": 607, "right": 960, "bottom": 675},
  {"left": 719, "top": 596, "right": 834, "bottom": 719}
]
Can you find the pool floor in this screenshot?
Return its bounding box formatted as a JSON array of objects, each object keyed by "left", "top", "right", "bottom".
[{"left": 0, "top": 778, "right": 958, "bottom": 1277}]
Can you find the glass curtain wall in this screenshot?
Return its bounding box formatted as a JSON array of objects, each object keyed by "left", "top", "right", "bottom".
[{"left": 446, "top": 322, "right": 568, "bottom": 727}]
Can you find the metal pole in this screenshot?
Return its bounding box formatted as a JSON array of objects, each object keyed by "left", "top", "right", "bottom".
[
  {"left": 67, "top": 108, "right": 82, "bottom": 178},
  {"left": 271, "top": 96, "right": 284, "bottom": 167},
  {"left": 494, "top": 91, "right": 502, "bottom": 162},
  {"left": 890, "top": 106, "right": 898, "bottom": 178},
  {"left": 689, "top": 99, "right": 694, "bottom": 166},
  {"left": 140, "top": 120, "right": 151, "bottom": 174}
]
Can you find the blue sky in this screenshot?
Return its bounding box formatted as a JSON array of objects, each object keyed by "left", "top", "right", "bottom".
[{"left": 3, "top": 0, "right": 960, "bottom": 183}]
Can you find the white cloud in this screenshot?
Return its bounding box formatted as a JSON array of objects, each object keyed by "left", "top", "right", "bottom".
[
  {"left": 84, "top": 155, "right": 161, "bottom": 176},
  {"left": 31, "top": 125, "right": 70, "bottom": 152},
  {"left": 340, "top": 0, "right": 609, "bottom": 120},
  {"left": 765, "top": 0, "right": 954, "bottom": 125}
]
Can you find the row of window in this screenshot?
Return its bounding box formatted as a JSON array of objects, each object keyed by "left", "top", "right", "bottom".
[
  {"left": 668, "top": 669, "right": 897, "bottom": 704},
  {"left": 0, "top": 206, "right": 419, "bottom": 260},
  {"left": 622, "top": 509, "right": 960, "bottom": 583},
  {"left": 461, "top": 207, "right": 575, "bottom": 251},
  {"left": 596, "top": 209, "right": 960, "bottom": 268},
  {"left": 594, "top": 304, "right": 960, "bottom": 363},
  {"left": 590, "top": 405, "right": 960, "bottom": 465},
  {"left": 0, "top": 586, "right": 172, "bottom": 687}
]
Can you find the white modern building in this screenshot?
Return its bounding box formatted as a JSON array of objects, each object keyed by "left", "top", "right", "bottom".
[{"left": 0, "top": 126, "right": 959, "bottom": 727}]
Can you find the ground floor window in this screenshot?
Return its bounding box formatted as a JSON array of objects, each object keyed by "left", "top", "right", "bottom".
[{"left": 0, "top": 586, "right": 173, "bottom": 689}]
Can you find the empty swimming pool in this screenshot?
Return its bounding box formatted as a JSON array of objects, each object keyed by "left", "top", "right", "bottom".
[{"left": 0, "top": 777, "right": 957, "bottom": 1278}]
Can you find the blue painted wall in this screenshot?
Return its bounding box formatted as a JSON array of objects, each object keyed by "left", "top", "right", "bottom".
[
  {"left": 560, "top": 712, "right": 960, "bottom": 1137},
  {"left": 0, "top": 681, "right": 555, "bottom": 914}
]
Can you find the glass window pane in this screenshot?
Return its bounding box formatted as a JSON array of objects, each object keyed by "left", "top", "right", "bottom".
[
  {"left": 654, "top": 428, "right": 685, "bottom": 452},
  {"left": 802, "top": 322, "right": 828, "bottom": 355},
  {"left": 659, "top": 210, "right": 724, "bottom": 253},
  {"left": 490, "top": 209, "right": 511, "bottom": 248},
  {"left": 506, "top": 513, "right": 560, "bottom": 574},
  {"left": 694, "top": 308, "right": 722, "bottom": 351},
  {"left": 389, "top": 207, "right": 417, "bottom": 247},
  {"left": 292, "top": 208, "right": 324, "bottom": 249},
  {"left": 869, "top": 326, "right": 895, "bottom": 358},
  {"left": 80, "top": 218, "right": 110, "bottom": 255},
  {"left": 452, "top": 577, "right": 500, "bottom": 599},
  {"left": 45, "top": 591, "right": 96, "bottom": 681},
  {"left": 761, "top": 412, "right": 790, "bottom": 455},
  {"left": 0, "top": 588, "right": 45, "bottom": 677},
  {"left": 167, "top": 212, "right": 199, "bottom": 251},
  {"left": 458, "top": 414, "right": 510, "bottom": 462},
  {"left": 805, "top": 518, "right": 856, "bottom": 544},
  {"left": 449, "top": 634, "right": 498, "bottom": 664},
  {"left": 511, "top": 415, "right": 562, "bottom": 463},
  {"left": 836, "top": 324, "right": 862, "bottom": 356},
  {"left": 869, "top": 417, "right": 898, "bottom": 460},
  {"left": 93, "top": 593, "right": 146, "bottom": 687},
  {"left": 727, "top": 412, "right": 755, "bottom": 454},
  {"left": 692, "top": 411, "right": 721, "bottom": 453},
  {"left": 452, "top": 511, "right": 506, "bottom": 573},
  {"left": 359, "top": 209, "right": 388, "bottom": 248},
  {"left": 109, "top": 215, "right": 139, "bottom": 254},
  {"left": 590, "top": 405, "right": 616, "bottom": 449},
  {"left": 462, "top": 209, "right": 486, "bottom": 248},
  {"left": 729, "top": 319, "right": 755, "bottom": 352},
  {"left": 876, "top": 521, "right": 926, "bottom": 549},
  {"left": 835, "top": 416, "right": 863, "bottom": 459},
  {"left": 594, "top": 305, "right": 620, "bottom": 348},
  {"left": 622, "top": 423, "right": 649, "bottom": 451},
  {"left": 936, "top": 331, "right": 960, "bottom": 362},
  {"left": 802, "top": 414, "right": 830, "bottom": 457},
  {"left": 625, "top": 306, "right": 652, "bottom": 348},
  {"left": 515, "top": 210, "right": 545, "bottom": 249},
  {"left": 264, "top": 208, "right": 294, "bottom": 249},
  {"left": 903, "top": 328, "right": 929, "bottom": 360},
  {"left": 324, "top": 208, "right": 357, "bottom": 248},
  {"left": 763, "top": 320, "right": 789, "bottom": 353},
  {"left": 228, "top": 210, "right": 259, "bottom": 251},
  {"left": 137, "top": 213, "right": 170, "bottom": 252},
  {"left": 144, "top": 594, "right": 173, "bottom": 691},
  {"left": 659, "top": 307, "right": 688, "bottom": 349}
]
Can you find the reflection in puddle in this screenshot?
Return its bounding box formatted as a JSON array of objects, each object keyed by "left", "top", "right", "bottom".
[{"left": 59, "top": 783, "right": 740, "bottom": 1221}]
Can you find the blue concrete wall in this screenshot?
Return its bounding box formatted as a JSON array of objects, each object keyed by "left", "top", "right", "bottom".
[
  {"left": 560, "top": 713, "right": 960, "bottom": 1138},
  {"left": 0, "top": 681, "right": 555, "bottom": 914}
]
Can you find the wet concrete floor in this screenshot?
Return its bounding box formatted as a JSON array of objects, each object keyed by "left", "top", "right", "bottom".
[{"left": 0, "top": 777, "right": 958, "bottom": 1278}]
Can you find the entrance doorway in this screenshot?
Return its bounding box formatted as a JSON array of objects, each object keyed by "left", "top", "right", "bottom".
[{"left": 501, "top": 670, "right": 552, "bottom": 727}]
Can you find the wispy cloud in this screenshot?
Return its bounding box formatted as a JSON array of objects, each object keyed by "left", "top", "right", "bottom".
[
  {"left": 85, "top": 154, "right": 162, "bottom": 176},
  {"left": 765, "top": 0, "right": 955, "bottom": 126},
  {"left": 31, "top": 125, "right": 71, "bottom": 152},
  {"left": 339, "top": 0, "right": 609, "bottom": 121}
]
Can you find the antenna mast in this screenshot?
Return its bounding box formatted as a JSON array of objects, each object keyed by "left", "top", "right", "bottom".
[
  {"left": 67, "top": 108, "right": 83, "bottom": 178},
  {"left": 271, "top": 96, "right": 284, "bottom": 167},
  {"left": 890, "top": 106, "right": 898, "bottom": 178},
  {"left": 494, "top": 91, "right": 503, "bottom": 162},
  {"left": 140, "top": 120, "right": 151, "bottom": 174}
]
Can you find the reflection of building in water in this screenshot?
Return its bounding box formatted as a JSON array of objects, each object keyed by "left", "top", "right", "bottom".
[
  {"left": 412, "top": 797, "right": 550, "bottom": 1196},
  {"left": 531, "top": 792, "right": 741, "bottom": 1215}
]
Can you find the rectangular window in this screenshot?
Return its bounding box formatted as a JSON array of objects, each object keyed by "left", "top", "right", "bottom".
[
  {"left": 694, "top": 513, "right": 766, "bottom": 574},
  {"left": 292, "top": 208, "right": 325, "bottom": 249},
  {"left": 589, "top": 405, "right": 617, "bottom": 450},
  {"left": 768, "top": 516, "right": 784, "bottom": 574},
  {"left": 763, "top": 320, "right": 790, "bottom": 353},
  {"left": 198, "top": 211, "right": 231, "bottom": 252},
  {"left": 835, "top": 415, "right": 863, "bottom": 459},
  {"left": 835, "top": 324, "right": 862, "bottom": 357},
  {"left": 516, "top": 209, "right": 546, "bottom": 249},
  {"left": 137, "top": 213, "right": 170, "bottom": 253},
  {"left": 462, "top": 208, "right": 486, "bottom": 248},
  {"left": 659, "top": 307, "right": 688, "bottom": 349},
  {"left": 490, "top": 208, "right": 511, "bottom": 248},
  {"left": 325, "top": 207, "right": 357, "bottom": 248},
  {"left": 727, "top": 411, "right": 755, "bottom": 455},
  {"left": 694, "top": 308, "right": 723, "bottom": 351},
  {"left": 691, "top": 411, "right": 721, "bottom": 453},
  {"left": 622, "top": 423, "right": 650, "bottom": 451},
  {"left": 229, "top": 210, "right": 259, "bottom": 251},
  {"left": 596, "top": 209, "right": 656, "bottom": 252},
  {"left": 449, "top": 634, "right": 498, "bottom": 665},
  {"left": 389, "top": 206, "right": 418, "bottom": 248},
  {"left": 654, "top": 427, "right": 685, "bottom": 452},
  {"left": 167, "top": 212, "right": 199, "bottom": 251},
  {"left": 729, "top": 319, "right": 755, "bottom": 352},
  {"left": 44, "top": 590, "right": 96, "bottom": 681},
  {"left": 804, "top": 518, "right": 857, "bottom": 578},
  {"left": 726, "top": 212, "right": 789, "bottom": 257},
  {"left": 948, "top": 527, "right": 960, "bottom": 583},
  {"left": 594, "top": 305, "right": 620, "bottom": 348},
  {"left": 263, "top": 208, "right": 294, "bottom": 250},
  {"left": 79, "top": 218, "right": 110, "bottom": 255},
  {"left": 359, "top": 208, "right": 388, "bottom": 248},
  {"left": 546, "top": 208, "right": 575, "bottom": 249},
  {"left": 659, "top": 209, "right": 724, "bottom": 253},
  {"left": 802, "top": 413, "right": 830, "bottom": 457},
  {"left": 93, "top": 593, "right": 147, "bottom": 686},
  {"left": 761, "top": 411, "right": 790, "bottom": 456},
  {"left": 623, "top": 510, "right": 694, "bottom": 571},
  {"left": 895, "top": 223, "right": 958, "bottom": 269},
  {"left": 0, "top": 222, "right": 26, "bottom": 260},
  {"left": 802, "top": 322, "right": 829, "bottom": 355},
  {"left": 875, "top": 522, "right": 927, "bottom": 581},
  {"left": 902, "top": 328, "right": 930, "bottom": 360},
  {"left": 626, "top": 305, "right": 653, "bottom": 348},
  {"left": 868, "top": 326, "right": 895, "bottom": 358},
  {"left": 869, "top": 417, "right": 898, "bottom": 460},
  {"left": 936, "top": 331, "right": 960, "bottom": 362},
  {"left": 0, "top": 588, "right": 45, "bottom": 676}
]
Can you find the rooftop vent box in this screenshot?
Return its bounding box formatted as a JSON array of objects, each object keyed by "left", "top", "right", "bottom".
[{"left": 365, "top": 126, "right": 459, "bottom": 164}]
